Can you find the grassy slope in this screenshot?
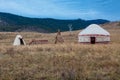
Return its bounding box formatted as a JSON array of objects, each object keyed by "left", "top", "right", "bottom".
[{"left": 0, "top": 29, "right": 120, "bottom": 80}]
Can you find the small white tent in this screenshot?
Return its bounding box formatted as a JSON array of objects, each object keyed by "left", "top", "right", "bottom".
[
  {"left": 13, "top": 35, "right": 26, "bottom": 46},
  {"left": 78, "top": 24, "right": 110, "bottom": 44}
]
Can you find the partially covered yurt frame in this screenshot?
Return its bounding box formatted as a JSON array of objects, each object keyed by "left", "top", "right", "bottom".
[{"left": 13, "top": 35, "right": 26, "bottom": 46}]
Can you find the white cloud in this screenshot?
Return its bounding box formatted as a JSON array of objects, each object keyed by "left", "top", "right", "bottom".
[{"left": 0, "top": 0, "right": 118, "bottom": 20}]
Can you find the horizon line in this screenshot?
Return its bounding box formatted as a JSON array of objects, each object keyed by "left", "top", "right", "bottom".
[{"left": 0, "top": 11, "right": 114, "bottom": 22}]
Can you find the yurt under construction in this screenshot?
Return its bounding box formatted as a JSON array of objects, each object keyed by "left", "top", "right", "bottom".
[
  {"left": 13, "top": 35, "right": 26, "bottom": 46},
  {"left": 78, "top": 24, "right": 110, "bottom": 44}
]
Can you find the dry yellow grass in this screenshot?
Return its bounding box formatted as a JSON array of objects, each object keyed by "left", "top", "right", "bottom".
[{"left": 0, "top": 29, "right": 120, "bottom": 80}]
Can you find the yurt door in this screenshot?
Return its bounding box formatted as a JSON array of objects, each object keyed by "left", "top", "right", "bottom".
[{"left": 90, "top": 37, "right": 96, "bottom": 44}]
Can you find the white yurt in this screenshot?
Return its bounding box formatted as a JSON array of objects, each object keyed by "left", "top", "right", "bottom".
[
  {"left": 13, "top": 35, "right": 26, "bottom": 46},
  {"left": 78, "top": 24, "right": 110, "bottom": 44}
]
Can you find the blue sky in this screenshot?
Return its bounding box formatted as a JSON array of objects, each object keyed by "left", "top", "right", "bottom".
[{"left": 0, "top": 0, "right": 120, "bottom": 21}]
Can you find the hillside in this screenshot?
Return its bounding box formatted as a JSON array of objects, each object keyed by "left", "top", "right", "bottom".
[
  {"left": 0, "top": 12, "right": 109, "bottom": 32},
  {"left": 101, "top": 21, "right": 120, "bottom": 29}
]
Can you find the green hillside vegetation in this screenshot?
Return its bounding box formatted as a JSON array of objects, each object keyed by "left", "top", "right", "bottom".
[{"left": 0, "top": 12, "right": 110, "bottom": 32}]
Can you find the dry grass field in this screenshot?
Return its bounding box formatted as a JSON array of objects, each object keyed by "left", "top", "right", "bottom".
[{"left": 0, "top": 29, "right": 120, "bottom": 80}]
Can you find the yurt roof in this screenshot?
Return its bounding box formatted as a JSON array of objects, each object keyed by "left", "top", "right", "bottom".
[{"left": 79, "top": 24, "right": 110, "bottom": 36}]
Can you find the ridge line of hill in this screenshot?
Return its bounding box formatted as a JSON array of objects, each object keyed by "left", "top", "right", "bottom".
[{"left": 0, "top": 12, "right": 110, "bottom": 32}]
